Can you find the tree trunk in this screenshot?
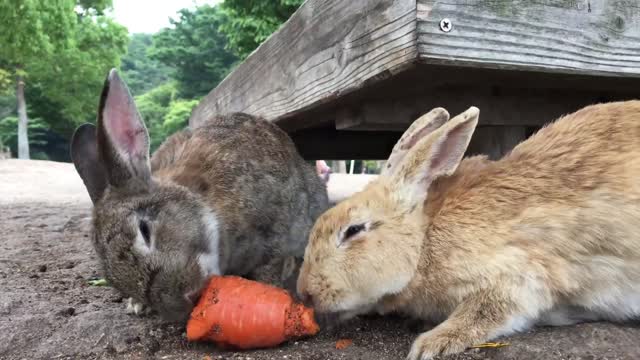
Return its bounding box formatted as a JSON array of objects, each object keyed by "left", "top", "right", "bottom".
[
  {"left": 336, "top": 160, "right": 347, "bottom": 173},
  {"left": 16, "top": 72, "right": 30, "bottom": 159}
]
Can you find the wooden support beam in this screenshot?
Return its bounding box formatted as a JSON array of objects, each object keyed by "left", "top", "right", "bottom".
[
  {"left": 290, "top": 125, "right": 536, "bottom": 161},
  {"left": 332, "top": 86, "right": 633, "bottom": 131},
  {"left": 289, "top": 128, "right": 401, "bottom": 160}
]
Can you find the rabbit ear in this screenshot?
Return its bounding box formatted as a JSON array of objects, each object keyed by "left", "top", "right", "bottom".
[
  {"left": 71, "top": 123, "right": 108, "bottom": 203},
  {"left": 97, "top": 68, "right": 151, "bottom": 187},
  {"left": 390, "top": 107, "right": 479, "bottom": 207},
  {"left": 381, "top": 107, "right": 450, "bottom": 177}
]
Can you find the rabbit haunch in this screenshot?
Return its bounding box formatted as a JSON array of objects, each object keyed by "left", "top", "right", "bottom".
[
  {"left": 297, "top": 101, "right": 640, "bottom": 359},
  {"left": 71, "top": 69, "right": 328, "bottom": 322}
]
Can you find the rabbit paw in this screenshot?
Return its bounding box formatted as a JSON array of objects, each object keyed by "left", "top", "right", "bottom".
[
  {"left": 125, "top": 297, "right": 148, "bottom": 316},
  {"left": 407, "top": 330, "right": 467, "bottom": 360}
]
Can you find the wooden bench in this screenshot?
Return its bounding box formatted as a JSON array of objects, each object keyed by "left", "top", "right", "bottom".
[{"left": 190, "top": 0, "right": 640, "bottom": 160}]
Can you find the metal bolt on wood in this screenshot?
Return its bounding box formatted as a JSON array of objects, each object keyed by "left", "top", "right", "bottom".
[{"left": 440, "top": 18, "right": 452, "bottom": 32}]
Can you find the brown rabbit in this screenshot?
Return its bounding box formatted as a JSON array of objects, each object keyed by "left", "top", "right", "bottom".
[
  {"left": 70, "top": 69, "right": 328, "bottom": 322},
  {"left": 297, "top": 101, "right": 640, "bottom": 359}
]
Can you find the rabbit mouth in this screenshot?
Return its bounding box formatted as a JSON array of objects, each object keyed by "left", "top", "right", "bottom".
[
  {"left": 313, "top": 309, "right": 366, "bottom": 330},
  {"left": 313, "top": 311, "right": 347, "bottom": 330}
]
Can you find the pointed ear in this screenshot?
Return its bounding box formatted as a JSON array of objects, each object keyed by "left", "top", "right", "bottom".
[
  {"left": 390, "top": 106, "right": 479, "bottom": 206},
  {"left": 97, "top": 69, "right": 151, "bottom": 187},
  {"left": 381, "top": 107, "right": 449, "bottom": 176},
  {"left": 71, "top": 124, "right": 108, "bottom": 204}
]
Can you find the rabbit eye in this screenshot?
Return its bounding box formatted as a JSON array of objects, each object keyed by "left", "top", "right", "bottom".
[
  {"left": 345, "top": 224, "right": 365, "bottom": 239},
  {"left": 139, "top": 220, "right": 151, "bottom": 246}
]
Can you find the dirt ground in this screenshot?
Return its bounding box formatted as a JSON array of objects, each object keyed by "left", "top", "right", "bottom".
[{"left": 2, "top": 159, "right": 640, "bottom": 360}]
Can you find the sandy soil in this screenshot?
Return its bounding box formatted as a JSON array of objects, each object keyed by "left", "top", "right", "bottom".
[{"left": 2, "top": 159, "right": 640, "bottom": 360}]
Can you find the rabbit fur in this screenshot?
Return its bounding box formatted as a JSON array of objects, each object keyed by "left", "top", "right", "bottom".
[
  {"left": 71, "top": 69, "right": 328, "bottom": 322},
  {"left": 297, "top": 101, "right": 640, "bottom": 359}
]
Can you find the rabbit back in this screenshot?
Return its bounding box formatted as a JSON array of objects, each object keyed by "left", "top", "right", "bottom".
[
  {"left": 415, "top": 101, "right": 640, "bottom": 317},
  {"left": 150, "top": 113, "right": 328, "bottom": 279}
]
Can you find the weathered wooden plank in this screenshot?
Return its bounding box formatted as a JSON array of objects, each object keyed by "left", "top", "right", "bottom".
[
  {"left": 190, "top": 0, "right": 419, "bottom": 128},
  {"left": 417, "top": 0, "right": 640, "bottom": 77},
  {"left": 329, "top": 61, "right": 640, "bottom": 131},
  {"left": 290, "top": 125, "right": 536, "bottom": 160},
  {"left": 333, "top": 85, "right": 632, "bottom": 130}
]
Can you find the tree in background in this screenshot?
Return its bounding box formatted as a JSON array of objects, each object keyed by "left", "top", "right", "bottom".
[
  {"left": 30, "top": 14, "right": 128, "bottom": 137},
  {"left": 0, "top": 0, "right": 128, "bottom": 160},
  {"left": 0, "top": 0, "right": 306, "bottom": 161},
  {"left": 121, "top": 34, "right": 173, "bottom": 96},
  {"left": 131, "top": 82, "right": 199, "bottom": 152},
  {"left": 219, "top": 0, "right": 304, "bottom": 59},
  {"left": 0, "top": 0, "right": 76, "bottom": 159},
  {"left": 134, "top": 82, "right": 177, "bottom": 151},
  {"left": 135, "top": 0, "right": 306, "bottom": 149},
  {"left": 0, "top": 116, "right": 50, "bottom": 159},
  {"left": 150, "top": 5, "right": 238, "bottom": 99},
  {"left": 163, "top": 99, "right": 199, "bottom": 135}
]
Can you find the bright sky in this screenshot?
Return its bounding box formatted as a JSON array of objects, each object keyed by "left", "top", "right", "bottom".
[{"left": 111, "top": 0, "right": 222, "bottom": 34}]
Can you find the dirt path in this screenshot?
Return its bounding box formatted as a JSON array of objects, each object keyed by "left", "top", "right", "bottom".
[{"left": 2, "top": 159, "right": 640, "bottom": 360}]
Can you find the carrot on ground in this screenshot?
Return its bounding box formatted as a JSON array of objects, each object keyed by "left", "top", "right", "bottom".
[{"left": 186, "top": 275, "right": 320, "bottom": 349}]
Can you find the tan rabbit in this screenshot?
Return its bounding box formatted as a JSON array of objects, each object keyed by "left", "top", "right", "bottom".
[
  {"left": 297, "top": 101, "right": 640, "bottom": 359},
  {"left": 70, "top": 69, "right": 328, "bottom": 322}
]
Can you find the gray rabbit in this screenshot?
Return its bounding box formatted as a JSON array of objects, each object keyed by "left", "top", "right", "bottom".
[{"left": 71, "top": 69, "right": 328, "bottom": 322}]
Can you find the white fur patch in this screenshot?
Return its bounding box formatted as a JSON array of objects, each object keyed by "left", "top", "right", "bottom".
[
  {"left": 491, "top": 274, "right": 550, "bottom": 338},
  {"left": 492, "top": 315, "right": 534, "bottom": 338},
  {"left": 125, "top": 297, "right": 147, "bottom": 316},
  {"left": 569, "top": 255, "right": 640, "bottom": 322},
  {"left": 197, "top": 210, "right": 221, "bottom": 277},
  {"left": 578, "top": 288, "right": 640, "bottom": 321},
  {"left": 537, "top": 306, "right": 601, "bottom": 326},
  {"left": 133, "top": 221, "right": 154, "bottom": 255}
]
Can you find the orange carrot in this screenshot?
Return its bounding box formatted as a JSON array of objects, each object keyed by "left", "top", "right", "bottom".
[{"left": 186, "top": 276, "right": 320, "bottom": 349}]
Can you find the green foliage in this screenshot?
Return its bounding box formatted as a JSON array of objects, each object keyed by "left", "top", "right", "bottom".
[
  {"left": 0, "top": 92, "right": 15, "bottom": 120},
  {"left": 76, "top": 0, "right": 112, "bottom": 15},
  {"left": 149, "top": 5, "right": 238, "bottom": 99},
  {"left": 0, "top": 0, "right": 128, "bottom": 159},
  {"left": 362, "top": 160, "right": 382, "bottom": 174},
  {"left": 0, "top": 0, "right": 303, "bottom": 161},
  {"left": 121, "top": 33, "right": 173, "bottom": 96},
  {"left": 0, "top": 115, "right": 49, "bottom": 157},
  {"left": 219, "top": 0, "right": 304, "bottom": 58},
  {"left": 163, "top": 99, "right": 198, "bottom": 135},
  {"left": 135, "top": 82, "right": 177, "bottom": 151},
  {"left": 0, "top": 0, "right": 77, "bottom": 68},
  {"left": 0, "top": 68, "right": 12, "bottom": 95},
  {"left": 30, "top": 14, "right": 128, "bottom": 135},
  {"left": 136, "top": 83, "right": 176, "bottom": 123}
]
